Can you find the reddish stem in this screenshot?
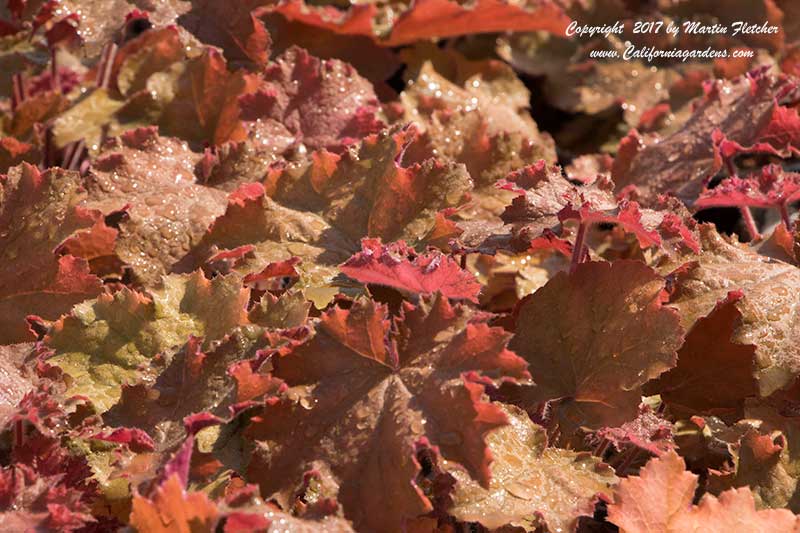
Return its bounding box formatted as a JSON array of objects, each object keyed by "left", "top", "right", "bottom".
[
  {"left": 99, "top": 122, "right": 110, "bottom": 148},
  {"left": 96, "top": 43, "right": 118, "bottom": 89},
  {"left": 616, "top": 447, "right": 643, "bottom": 475},
  {"left": 14, "top": 420, "right": 23, "bottom": 449},
  {"left": 11, "top": 73, "right": 25, "bottom": 112},
  {"left": 779, "top": 203, "right": 792, "bottom": 230},
  {"left": 593, "top": 438, "right": 610, "bottom": 458},
  {"left": 740, "top": 207, "right": 761, "bottom": 241},
  {"left": 62, "top": 141, "right": 77, "bottom": 168},
  {"left": 65, "top": 139, "right": 85, "bottom": 170},
  {"left": 570, "top": 222, "right": 588, "bottom": 273}
]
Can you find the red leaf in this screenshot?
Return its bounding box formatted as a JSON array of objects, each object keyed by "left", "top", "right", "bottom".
[
  {"left": 0, "top": 165, "right": 102, "bottom": 344},
  {"left": 594, "top": 405, "right": 674, "bottom": 457},
  {"left": 44, "top": 14, "right": 80, "bottom": 48},
  {"left": 499, "top": 160, "right": 617, "bottom": 240},
  {"left": 105, "top": 329, "right": 268, "bottom": 451},
  {"left": 91, "top": 428, "right": 155, "bottom": 453},
  {"left": 208, "top": 245, "right": 256, "bottom": 264},
  {"left": 265, "top": 0, "right": 570, "bottom": 46},
  {"left": 558, "top": 199, "right": 662, "bottom": 249},
  {"left": 0, "top": 137, "right": 36, "bottom": 173},
  {"left": 341, "top": 238, "right": 481, "bottom": 301},
  {"left": 499, "top": 159, "right": 559, "bottom": 194},
  {"left": 228, "top": 360, "right": 286, "bottom": 403},
  {"left": 658, "top": 212, "right": 701, "bottom": 254},
  {"left": 243, "top": 257, "right": 301, "bottom": 290},
  {"left": 55, "top": 209, "right": 118, "bottom": 262},
  {"left": 528, "top": 228, "right": 573, "bottom": 257},
  {"left": 7, "top": 0, "right": 25, "bottom": 20},
  {"left": 613, "top": 71, "right": 797, "bottom": 204},
  {"left": 509, "top": 260, "right": 683, "bottom": 436},
  {"left": 178, "top": 1, "right": 272, "bottom": 66},
  {"left": 158, "top": 49, "right": 261, "bottom": 146},
  {"left": 695, "top": 164, "right": 800, "bottom": 211},
  {"left": 241, "top": 47, "right": 383, "bottom": 151},
  {"left": 245, "top": 295, "right": 527, "bottom": 530},
  {"left": 318, "top": 297, "right": 394, "bottom": 367},
  {"left": 0, "top": 388, "right": 101, "bottom": 532},
  {"left": 756, "top": 102, "right": 800, "bottom": 152},
  {"left": 81, "top": 128, "right": 227, "bottom": 284},
  {"left": 649, "top": 291, "right": 757, "bottom": 421},
  {"left": 712, "top": 102, "right": 800, "bottom": 162}
]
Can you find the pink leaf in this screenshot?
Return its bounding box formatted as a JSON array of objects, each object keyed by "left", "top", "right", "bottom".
[
  {"left": 558, "top": 199, "right": 662, "bottom": 249},
  {"left": 696, "top": 165, "right": 800, "bottom": 211},
  {"left": 341, "top": 239, "right": 481, "bottom": 301}
]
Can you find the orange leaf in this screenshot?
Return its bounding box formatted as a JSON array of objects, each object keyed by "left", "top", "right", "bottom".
[{"left": 130, "top": 474, "right": 220, "bottom": 533}]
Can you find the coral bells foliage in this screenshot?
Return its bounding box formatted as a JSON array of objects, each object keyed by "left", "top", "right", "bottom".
[
  {"left": 340, "top": 239, "right": 482, "bottom": 301},
  {"left": 247, "top": 295, "right": 528, "bottom": 530},
  {"left": 3, "top": 1, "right": 800, "bottom": 532}
]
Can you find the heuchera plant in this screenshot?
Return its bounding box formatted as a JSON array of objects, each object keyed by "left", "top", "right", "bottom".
[{"left": 0, "top": 0, "right": 799, "bottom": 532}]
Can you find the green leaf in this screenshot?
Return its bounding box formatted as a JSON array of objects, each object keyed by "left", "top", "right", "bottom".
[{"left": 46, "top": 271, "right": 249, "bottom": 411}]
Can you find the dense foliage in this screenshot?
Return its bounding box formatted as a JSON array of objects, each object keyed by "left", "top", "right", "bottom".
[{"left": 1, "top": 0, "right": 800, "bottom": 531}]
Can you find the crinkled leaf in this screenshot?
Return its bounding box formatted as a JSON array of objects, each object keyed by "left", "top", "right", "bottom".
[
  {"left": 245, "top": 295, "right": 528, "bottom": 530},
  {"left": 594, "top": 405, "right": 675, "bottom": 457},
  {"left": 46, "top": 271, "right": 249, "bottom": 411},
  {"left": 695, "top": 164, "right": 800, "bottom": 211},
  {"left": 248, "top": 289, "right": 310, "bottom": 329},
  {"left": 608, "top": 450, "right": 797, "bottom": 533},
  {"left": 399, "top": 46, "right": 555, "bottom": 219},
  {"left": 448, "top": 403, "right": 617, "bottom": 532},
  {"left": 200, "top": 135, "right": 294, "bottom": 192},
  {"left": 647, "top": 291, "right": 758, "bottom": 421},
  {"left": 158, "top": 48, "right": 260, "bottom": 146},
  {"left": 340, "top": 238, "right": 481, "bottom": 301},
  {"left": 0, "top": 387, "right": 107, "bottom": 532},
  {"left": 178, "top": 0, "right": 271, "bottom": 66},
  {"left": 613, "top": 71, "right": 796, "bottom": 204},
  {"left": 265, "top": 0, "right": 570, "bottom": 45},
  {"left": 105, "top": 328, "right": 268, "bottom": 450},
  {"left": 267, "top": 126, "right": 473, "bottom": 243},
  {"left": 130, "top": 473, "right": 220, "bottom": 533},
  {"left": 509, "top": 260, "right": 683, "bottom": 434},
  {"left": 559, "top": 199, "right": 662, "bottom": 249},
  {"left": 175, "top": 181, "right": 345, "bottom": 291},
  {"left": 181, "top": 127, "right": 472, "bottom": 288},
  {"left": 56, "top": 0, "right": 190, "bottom": 56},
  {"left": 81, "top": 127, "right": 227, "bottom": 285},
  {"left": 500, "top": 160, "right": 616, "bottom": 240},
  {"left": 667, "top": 225, "right": 800, "bottom": 396},
  {"left": 0, "top": 164, "right": 102, "bottom": 344},
  {"left": 241, "top": 46, "right": 383, "bottom": 151}
]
